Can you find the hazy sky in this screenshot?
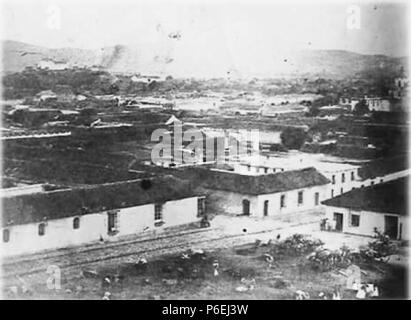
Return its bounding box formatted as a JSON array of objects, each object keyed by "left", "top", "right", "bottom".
[{"left": 1, "top": 0, "right": 409, "bottom": 57}]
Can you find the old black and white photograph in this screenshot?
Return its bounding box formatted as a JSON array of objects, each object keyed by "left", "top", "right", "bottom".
[{"left": 0, "top": 0, "right": 409, "bottom": 302}]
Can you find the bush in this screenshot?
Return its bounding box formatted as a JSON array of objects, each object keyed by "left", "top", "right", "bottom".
[
  {"left": 360, "top": 230, "right": 399, "bottom": 262},
  {"left": 280, "top": 127, "right": 308, "bottom": 150},
  {"left": 307, "top": 246, "right": 355, "bottom": 271},
  {"left": 271, "top": 234, "right": 324, "bottom": 256}
]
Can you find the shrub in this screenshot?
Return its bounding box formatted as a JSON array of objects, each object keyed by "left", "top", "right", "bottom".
[{"left": 360, "top": 230, "right": 399, "bottom": 262}]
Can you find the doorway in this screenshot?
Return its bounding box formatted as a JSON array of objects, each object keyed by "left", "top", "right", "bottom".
[
  {"left": 314, "top": 192, "right": 320, "bottom": 206},
  {"left": 384, "top": 216, "right": 399, "bottom": 239},
  {"left": 333, "top": 212, "right": 343, "bottom": 231},
  {"left": 242, "top": 199, "right": 250, "bottom": 216},
  {"left": 263, "top": 200, "right": 269, "bottom": 217},
  {"left": 108, "top": 211, "right": 118, "bottom": 235}
]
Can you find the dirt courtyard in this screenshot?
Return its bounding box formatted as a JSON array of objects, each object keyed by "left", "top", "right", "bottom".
[{"left": 3, "top": 233, "right": 407, "bottom": 300}]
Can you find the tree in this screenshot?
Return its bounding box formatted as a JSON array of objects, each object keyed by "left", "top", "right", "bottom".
[
  {"left": 353, "top": 99, "right": 369, "bottom": 115},
  {"left": 280, "top": 127, "right": 308, "bottom": 150}
]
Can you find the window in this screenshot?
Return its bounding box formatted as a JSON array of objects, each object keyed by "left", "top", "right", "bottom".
[
  {"left": 197, "top": 197, "right": 206, "bottom": 217},
  {"left": 298, "top": 191, "right": 304, "bottom": 205},
  {"left": 332, "top": 175, "right": 336, "bottom": 184},
  {"left": 331, "top": 189, "right": 334, "bottom": 198},
  {"left": 351, "top": 214, "right": 360, "bottom": 227},
  {"left": 155, "top": 203, "right": 163, "bottom": 221},
  {"left": 340, "top": 187, "right": 343, "bottom": 194},
  {"left": 371, "top": 181, "right": 375, "bottom": 186},
  {"left": 38, "top": 223, "right": 46, "bottom": 236},
  {"left": 341, "top": 173, "right": 345, "bottom": 183},
  {"left": 380, "top": 179, "right": 384, "bottom": 183},
  {"left": 314, "top": 192, "right": 320, "bottom": 206},
  {"left": 247, "top": 165, "right": 251, "bottom": 172},
  {"left": 73, "top": 217, "right": 80, "bottom": 229},
  {"left": 280, "top": 195, "right": 286, "bottom": 208},
  {"left": 3, "top": 229, "right": 10, "bottom": 243},
  {"left": 264, "top": 167, "right": 268, "bottom": 174},
  {"left": 351, "top": 172, "right": 355, "bottom": 181}
]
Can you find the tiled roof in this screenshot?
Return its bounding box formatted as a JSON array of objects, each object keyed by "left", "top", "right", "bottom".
[
  {"left": 2, "top": 176, "right": 198, "bottom": 227},
  {"left": 322, "top": 176, "right": 408, "bottom": 216},
  {"left": 202, "top": 167, "right": 330, "bottom": 195},
  {"left": 358, "top": 156, "right": 408, "bottom": 180}
]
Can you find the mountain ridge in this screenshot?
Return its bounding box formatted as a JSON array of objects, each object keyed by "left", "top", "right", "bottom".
[{"left": 1, "top": 40, "right": 407, "bottom": 78}]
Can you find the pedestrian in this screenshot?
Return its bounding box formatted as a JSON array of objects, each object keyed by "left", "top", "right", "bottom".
[
  {"left": 102, "top": 292, "right": 111, "bottom": 300},
  {"left": 213, "top": 260, "right": 219, "bottom": 277},
  {"left": 332, "top": 285, "right": 342, "bottom": 300},
  {"left": 102, "top": 276, "right": 111, "bottom": 289},
  {"left": 295, "top": 290, "right": 310, "bottom": 300},
  {"left": 356, "top": 285, "right": 366, "bottom": 299},
  {"left": 372, "top": 285, "right": 379, "bottom": 297},
  {"left": 263, "top": 253, "right": 274, "bottom": 268},
  {"left": 318, "top": 292, "right": 327, "bottom": 300},
  {"left": 330, "top": 219, "right": 337, "bottom": 231}
]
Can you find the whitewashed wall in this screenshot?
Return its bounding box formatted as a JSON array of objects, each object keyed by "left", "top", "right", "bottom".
[
  {"left": 233, "top": 163, "right": 284, "bottom": 175},
  {"left": 323, "top": 168, "right": 359, "bottom": 199},
  {"left": 324, "top": 205, "right": 408, "bottom": 241},
  {"left": 256, "top": 185, "right": 328, "bottom": 217},
  {"left": 358, "top": 169, "right": 411, "bottom": 188},
  {"left": 206, "top": 184, "right": 327, "bottom": 218},
  {"left": 205, "top": 189, "right": 258, "bottom": 216},
  {"left": 324, "top": 168, "right": 411, "bottom": 199}
]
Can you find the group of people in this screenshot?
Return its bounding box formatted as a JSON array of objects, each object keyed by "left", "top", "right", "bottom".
[{"left": 320, "top": 218, "right": 337, "bottom": 231}]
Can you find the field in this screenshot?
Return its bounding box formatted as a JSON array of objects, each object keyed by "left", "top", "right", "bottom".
[{"left": 4, "top": 234, "right": 406, "bottom": 300}]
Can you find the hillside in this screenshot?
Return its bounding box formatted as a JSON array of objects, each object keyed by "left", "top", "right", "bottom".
[{"left": 1, "top": 40, "right": 407, "bottom": 78}]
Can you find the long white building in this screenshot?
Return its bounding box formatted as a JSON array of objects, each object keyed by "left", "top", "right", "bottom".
[
  {"left": 200, "top": 167, "right": 330, "bottom": 217},
  {"left": 1, "top": 177, "right": 205, "bottom": 257}
]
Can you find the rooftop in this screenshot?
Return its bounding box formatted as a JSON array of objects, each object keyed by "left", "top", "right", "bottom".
[
  {"left": 358, "top": 155, "right": 409, "bottom": 180},
  {"left": 201, "top": 167, "right": 329, "bottom": 195},
  {"left": 322, "top": 176, "right": 408, "bottom": 216}
]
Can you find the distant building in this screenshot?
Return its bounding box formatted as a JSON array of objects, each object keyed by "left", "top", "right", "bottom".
[
  {"left": 7, "top": 107, "right": 63, "bottom": 127},
  {"left": 339, "top": 97, "right": 360, "bottom": 111},
  {"left": 340, "top": 96, "right": 394, "bottom": 112},
  {"left": 201, "top": 167, "right": 329, "bottom": 217},
  {"left": 322, "top": 177, "right": 408, "bottom": 240},
  {"left": 35, "top": 90, "right": 58, "bottom": 102},
  {"left": 232, "top": 154, "right": 360, "bottom": 199},
  {"left": 364, "top": 96, "right": 391, "bottom": 112},
  {"left": 1, "top": 177, "right": 205, "bottom": 257},
  {"left": 392, "top": 75, "right": 409, "bottom": 99},
  {"left": 37, "top": 58, "right": 68, "bottom": 70}
]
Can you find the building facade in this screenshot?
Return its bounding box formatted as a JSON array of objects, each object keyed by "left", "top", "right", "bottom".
[
  {"left": 1, "top": 177, "right": 205, "bottom": 257},
  {"left": 202, "top": 167, "right": 330, "bottom": 218},
  {"left": 322, "top": 177, "right": 408, "bottom": 240}
]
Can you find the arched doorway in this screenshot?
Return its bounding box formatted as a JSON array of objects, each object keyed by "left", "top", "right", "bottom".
[
  {"left": 242, "top": 199, "right": 250, "bottom": 216},
  {"left": 263, "top": 200, "right": 269, "bottom": 216}
]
